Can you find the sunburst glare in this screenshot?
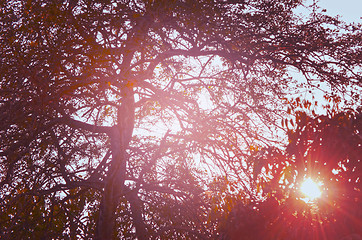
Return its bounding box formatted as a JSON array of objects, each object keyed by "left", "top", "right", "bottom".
[{"left": 300, "top": 178, "right": 322, "bottom": 202}]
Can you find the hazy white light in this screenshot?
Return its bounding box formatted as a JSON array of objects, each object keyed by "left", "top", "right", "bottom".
[{"left": 300, "top": 178, "right": 322, "bottom": 202}]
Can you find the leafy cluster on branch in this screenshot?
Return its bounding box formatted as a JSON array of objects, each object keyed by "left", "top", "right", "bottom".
[{"left": 223, "top": 106, "right": 361, "bottom": 240}]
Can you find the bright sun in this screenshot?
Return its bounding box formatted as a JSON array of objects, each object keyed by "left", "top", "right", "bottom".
[{"left": 300, "top": 178, "right": 322, "bottom": 202}]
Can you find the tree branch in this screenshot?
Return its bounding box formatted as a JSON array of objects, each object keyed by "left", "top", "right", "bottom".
[{"left": 59, "top": 116, "right": 112, "bottom": 134}]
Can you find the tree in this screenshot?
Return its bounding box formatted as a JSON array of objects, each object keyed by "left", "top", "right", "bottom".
[
  {"left": 220, "top": 104, "right": 361, "bottom": 240},
  {"left": 0, "top": 0, "right": 361, "bottom": 239},
  {"left": 282, "top": 106, "right": 362, "bottom": 239}
]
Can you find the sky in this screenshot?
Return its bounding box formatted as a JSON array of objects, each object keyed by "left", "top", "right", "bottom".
[
  {"left": 288, "top": 0, "right": 361, "bottom": 106},
  {"left": 313, "top": 0, "right": 362, "bottom": 23}
]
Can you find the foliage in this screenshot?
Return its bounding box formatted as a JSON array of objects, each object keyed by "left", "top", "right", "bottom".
[
  {"left": 0, "top": 0, "right": 361, "bottom": 239},
  {"left": 220, "top": 104, "right": 361, "bottom": 240}
]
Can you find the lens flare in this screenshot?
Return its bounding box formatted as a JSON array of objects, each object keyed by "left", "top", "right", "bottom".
[{"left": 300, "top": 178, "right": 322, "bottom": 202}]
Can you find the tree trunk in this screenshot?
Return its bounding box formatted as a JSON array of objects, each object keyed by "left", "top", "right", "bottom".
[
  {"left": 95, "top": 87, "right": 135, "bottom": 239},
  {"left": 95, "top": 127, "right": 126, "bottom": 240},
  {"left": 127, "top": 189, "right": 149, "bottom": 240}
]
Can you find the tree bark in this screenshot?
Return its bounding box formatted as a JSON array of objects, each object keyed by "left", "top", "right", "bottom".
[
  {"left": 95, "top": 87, "right": 135, "bottom": 240},
  {"left": 95, "top": 128, "right": 125, "bottom": 240},
  {"left": 126, "top": 188, "right": 149, "bottom": 240}
]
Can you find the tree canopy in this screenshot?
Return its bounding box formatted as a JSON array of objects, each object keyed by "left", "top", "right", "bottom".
[
  {"left": 220, "top": 105, "right": 361, "bottom": 240},
  {"left": 0, "top": 0, "right": 361, "bottom": 239}
]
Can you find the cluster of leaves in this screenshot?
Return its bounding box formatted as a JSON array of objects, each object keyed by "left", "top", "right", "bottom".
[{"left": 220, "top": 100, "right": 361, "bottom": 240}]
